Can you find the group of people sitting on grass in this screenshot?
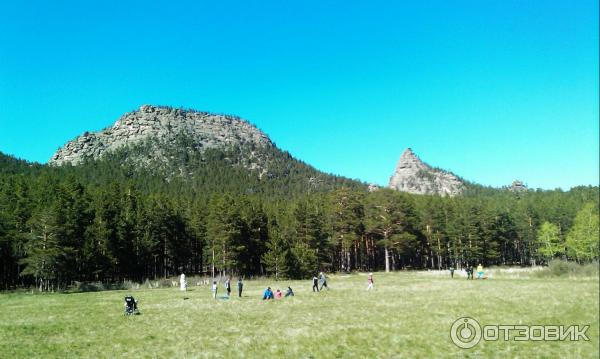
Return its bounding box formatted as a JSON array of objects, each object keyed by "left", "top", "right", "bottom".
[{"left": 262, "top": 286, "right": 295, "bottom": 300}]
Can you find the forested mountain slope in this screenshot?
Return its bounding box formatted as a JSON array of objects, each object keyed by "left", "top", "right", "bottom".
[{"left": 0, "top": 105, "right": 597, "bottom": 290}]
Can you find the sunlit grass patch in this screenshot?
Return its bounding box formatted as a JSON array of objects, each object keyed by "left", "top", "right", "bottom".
[{"left": 0, "top": 271, "right": 597, "bottom": 358}]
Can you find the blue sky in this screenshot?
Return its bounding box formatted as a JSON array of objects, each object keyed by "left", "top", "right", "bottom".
[{"left": 0, "top": 1, "right": 598, "bottom": 190}]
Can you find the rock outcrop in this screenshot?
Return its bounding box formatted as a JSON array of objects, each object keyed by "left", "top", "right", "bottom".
[
  {"left": 388, "top": 148, "right": 464, "bottom": 196},
  {"left": 509, "top": 180, "right": 528, "bottom": 192},
  {"left": 49, "top": 105, "right": 273, "bottom": 167}
]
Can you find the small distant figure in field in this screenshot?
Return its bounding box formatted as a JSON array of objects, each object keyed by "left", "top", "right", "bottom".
[
  {"left": 263, "top": 287, "right": 274, "bottom": 300},
  {"left": 477, "top": 264, "right": 484, "bottom": 279},
  {"left": 275, "top": 289, "right": 283, "bottom": 299},
  {"left": 319, "top": 272, "right": 328, "bottom": 290},
  {"left": 366, "top": 273, "right": 374, "bottom": 291},
  {"left": 449, "top": 267, "right": 455, "bottom": 278},
  {"left": 465, "top": 266, "right": 472, "bottom": 280},
  {"left": 180, "top": 273, "right": 187, "bottom": 291},
  {"left": 225, "top": 277, "right": 232, "bottom": 297},
  {"left": 312, "top": 275, "right": 319, "bottom": 292},
  {"left": 285, "top": 286, "right": 294, "bottom": 297},
  {"left": 212, "top": 280, "right": 218, "bottom": 299},
  {"left": 124, "top": 295, "right": 139, "bottom": 315},
  {"left": 237, "top": 278, "right": 243, "bottom": 297}
]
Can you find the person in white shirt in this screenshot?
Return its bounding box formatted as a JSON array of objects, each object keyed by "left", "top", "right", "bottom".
[
  {"left": 366, "top": 273, "right": 374, "bottom": 291},
  {"left": 180, "top": 273, "right": 187, "bottom": 291}
]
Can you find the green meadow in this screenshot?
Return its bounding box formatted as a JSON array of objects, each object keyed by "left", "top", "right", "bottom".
[{"left": 1, "top": 270, "right": 598, "bottom": 358}]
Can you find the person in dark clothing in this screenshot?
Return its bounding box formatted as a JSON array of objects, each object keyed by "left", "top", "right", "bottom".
[
  {"left": 466, "top": 266, "right": 473, "bottom": 280},
  {"left": 237, "top": 278, "right": 243, "bottom": 297},
  {"left": 225, "top": 277, "right": 231, "bottom": 297},
  {"left": 449, "top": 267, "right": 455, "bottom": 278},
  {"left": 263, "top": 287, "right": 274, "bottom": 300},
  {"left": 285, "top": 286, "right": 294, "bottom": 297},
  {"left": 312, "top": 275, "right": 319, "bottom": 292}
]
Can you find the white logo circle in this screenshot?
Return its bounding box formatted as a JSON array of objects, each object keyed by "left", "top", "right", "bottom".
[{"left": 450, "top": 317, "right": 482, "bottom": 349}]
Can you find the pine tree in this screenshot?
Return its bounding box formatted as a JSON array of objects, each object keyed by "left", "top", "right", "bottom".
[
  {"left": 206, "top": 194, "right": 244, "bottom": 277},
  {"left": 330, "top": 188, "right": 364, "bottom": 272},
  {"left": 19, "top": 209, "right": 63, "bottom": 291},
  {"left": 262, "top": 218, "right": 290, "bottom": 279},
  {"left": 365, "top": 190, "right": 417, "bottom": 271}
]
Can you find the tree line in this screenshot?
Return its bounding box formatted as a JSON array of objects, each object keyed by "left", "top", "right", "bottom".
[{"left": 0, "top": 158, "right": 597, "bottom": 291}]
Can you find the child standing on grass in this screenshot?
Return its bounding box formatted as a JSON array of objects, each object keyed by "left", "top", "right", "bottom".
[
  {"left": 312, "top": 275, "right": 319, "bottom": 292},
  {"left": 237, "top": 278, "right": 243, "bottom": 297},
  {"left": 477, "top": 264, "right": 484, "bottom": 279},
  {"left": 367, "top": 273, "right": 374, "bottom": 290},
  {"left": 212, "top": 280, "right": 218, "bottom": 299},
  {"left": 225, "top": 277, "right": 231, "bottom": 297},
  {"left": 319, "top": 272, "right": 328, "bottom": 290}
]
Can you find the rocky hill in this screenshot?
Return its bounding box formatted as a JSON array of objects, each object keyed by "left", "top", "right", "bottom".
[
  {"left": 50, "top": 105, "right": 273, "bottom": 170},
  {"left": 48, "top": 105, "right": 364, "bottom": 195},
  {"left": 388, "top": 148, "right": 464, "bottom": 196}
]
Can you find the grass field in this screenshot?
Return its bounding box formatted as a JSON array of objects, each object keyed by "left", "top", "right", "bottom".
[{"left": 0, "top": 270, "right": 598, "bottom": 358}]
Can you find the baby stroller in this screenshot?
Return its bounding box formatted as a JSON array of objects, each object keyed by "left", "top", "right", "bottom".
[{"left": 124, "top": 295, "right": 139, "bottom": 315}]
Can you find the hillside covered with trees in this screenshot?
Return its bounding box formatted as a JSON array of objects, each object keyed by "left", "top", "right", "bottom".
[{"left": 0, "top": 148, "right": 598, "bottom": 291}]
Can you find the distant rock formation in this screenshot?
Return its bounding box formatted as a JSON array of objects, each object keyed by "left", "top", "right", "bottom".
[
  {"left": 367, "top": 183, "right": 380, "bottom": 192},
  {"left": 388, "top": 148, "right": 464, "bottom": 196},
  {"left": 510, "top": 180, "right": 528, "bottom": 192},
  {"left": 49, "top": 105, "right": 273, "bottom": 168}
]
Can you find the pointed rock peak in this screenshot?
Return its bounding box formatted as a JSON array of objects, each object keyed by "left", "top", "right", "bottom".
[
  {"left": 389, "top": 147, "right": 465, "bottom": 196},
  {"left": 400, "top": 147, "right": 420, "bottom": 161},
  {"left": 395, "top": 147, "right": 426, "bottom": 171}
]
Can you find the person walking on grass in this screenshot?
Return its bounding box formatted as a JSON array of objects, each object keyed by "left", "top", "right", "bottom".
[
  {"left": 212, "top": 280, "right": 218, "bottom": 299},
  {"left": 449, "top": 266, "right": 455, "bottom": 279},
  {"left": 366, "top": 273, "right": 374, "bottom": 291},
  {"left": 237, "top": 278, "right": 243, "bottom": 297},
  {"left": 225, "top": 277, "right": 231, "bottom": 297},
  {"left": 319, "top": 272, "right": 328, "bottom": 291},
  {"left": 312, "top": 275, "right": 319, "bottom": 292}
]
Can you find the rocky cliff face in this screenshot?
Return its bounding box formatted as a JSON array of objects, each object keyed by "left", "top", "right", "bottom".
[
  {"left": 49, "top": 105, "right": 273, "bottom": 168},
  {"left": 388, "top": 148, "right": 464, "bottom": 196}
]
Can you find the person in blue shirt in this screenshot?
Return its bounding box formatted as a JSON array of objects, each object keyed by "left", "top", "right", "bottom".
[{"left": 262, "top": 287, "right": 274, "bottom": 300}]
